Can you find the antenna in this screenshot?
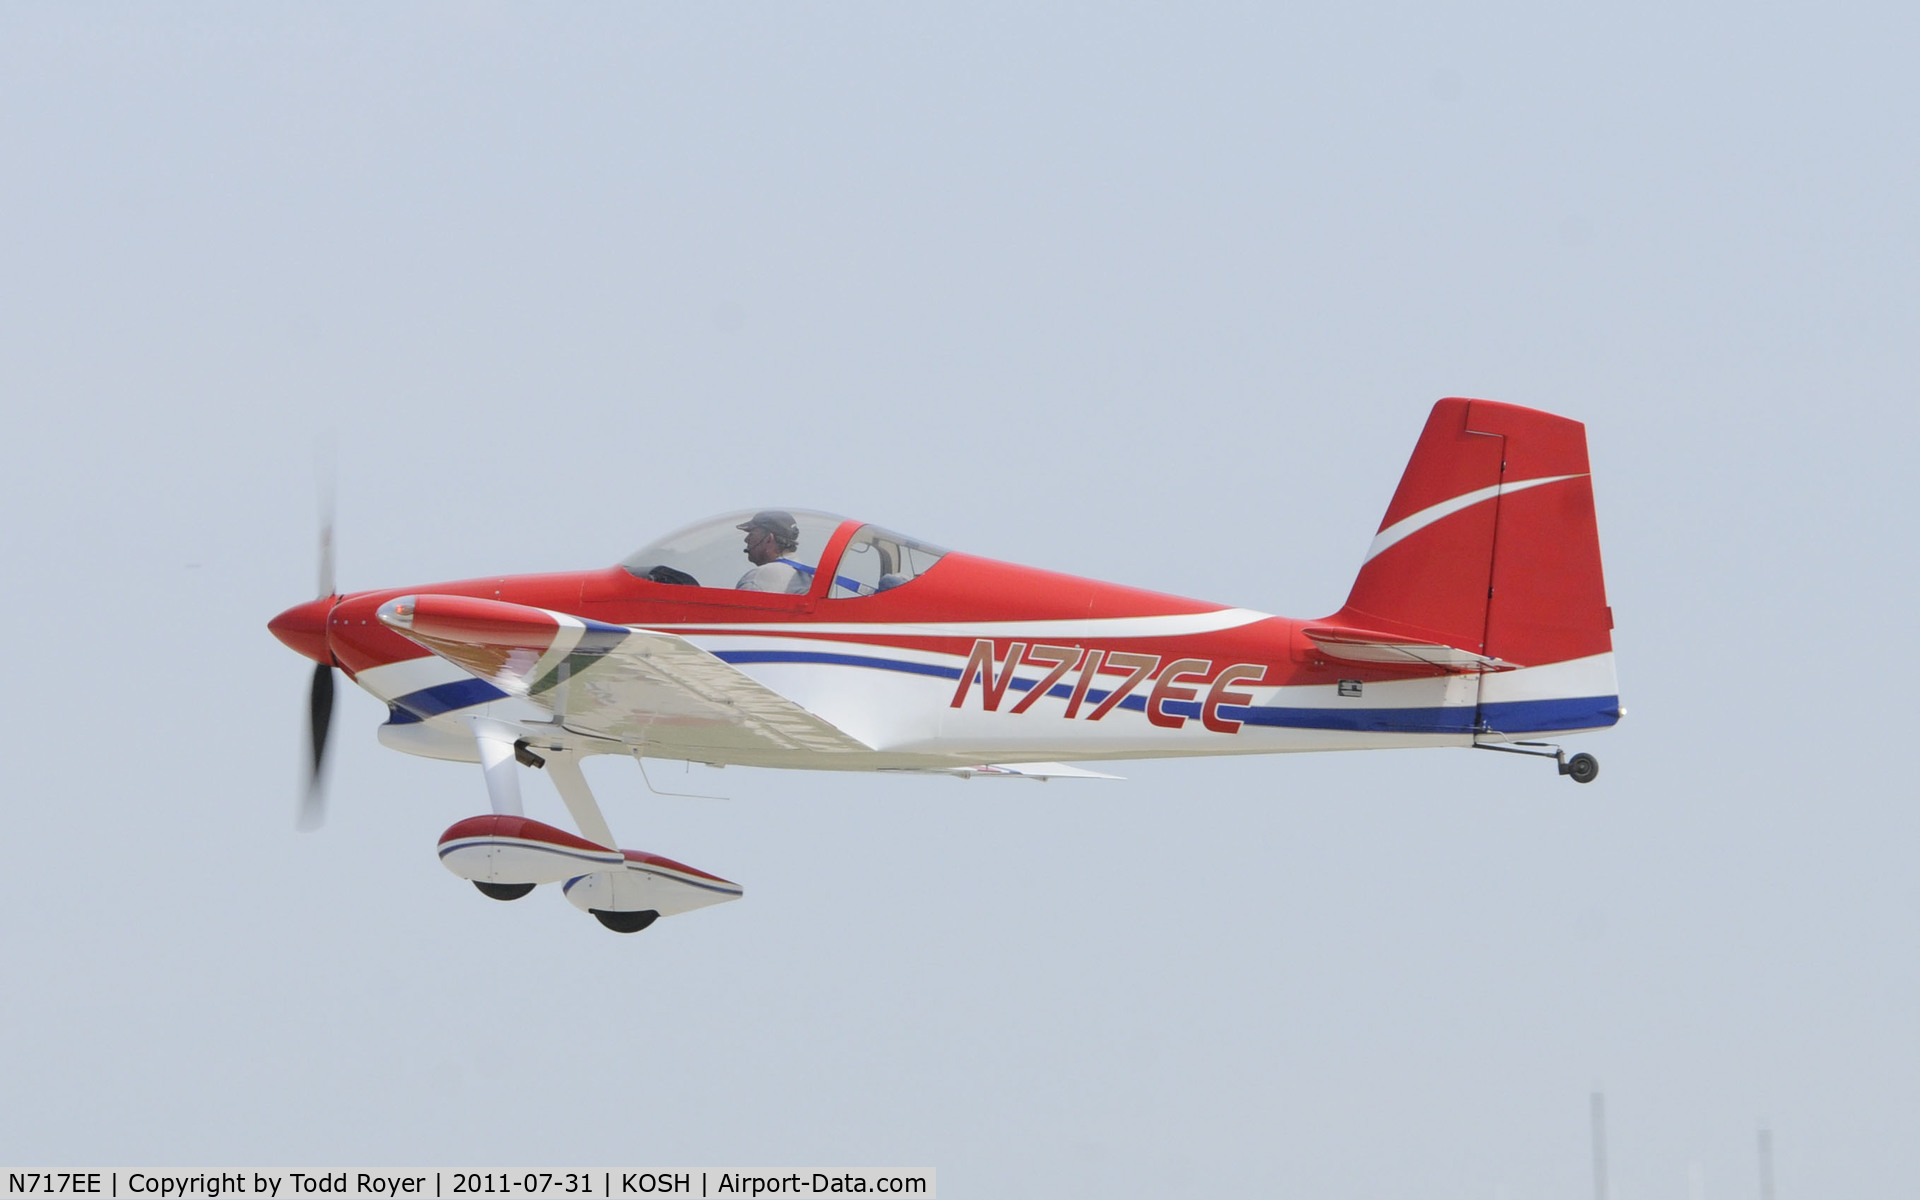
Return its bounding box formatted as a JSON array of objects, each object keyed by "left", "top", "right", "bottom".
[
  {"left": 1758, "top": 1126, "right": 1775, "bottom": 1200},
  {"left": 1591, "top": 1091, "right": 1609, "bottom": 1200}
]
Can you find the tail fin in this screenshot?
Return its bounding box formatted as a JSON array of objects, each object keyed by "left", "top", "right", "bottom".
[{"left": 1333, "top": 398, "right": 1619, "bottom": 731}]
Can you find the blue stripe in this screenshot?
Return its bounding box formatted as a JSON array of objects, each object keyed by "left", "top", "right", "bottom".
[
  {"left": 393, "top": 677, "right": 509, "bottom": 718},
  {"left": 1226, "top": 704, "right": 1478, "bottom": 734},
  {"left": 392, "top": 622, "right": 625, "bottom": 720},
  {"left": 438, "top": 840, "right": 619, "bottom": 866},
  {"left": 563, "top": 870, "right": 744, "bottom": 897},
  {"left": 1478, "top": 695, "right": 1621, "bottom": 733},
  {"left": 713, "top": 647, "right": 1619, "bottom": 736},
  {"left": 711, "top": 648, "right": 1456, "bottom": 729},
  {"left": 715, "top": 649, "right": 964, "bottom": 680}
]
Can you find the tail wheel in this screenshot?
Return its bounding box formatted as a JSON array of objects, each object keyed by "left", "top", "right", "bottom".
[
  {"left": 474, "top": 881, "right": 536, "bottom": 901},
  {"left": 1565, "top": 753, "right": 1599, "bottom": 784}
]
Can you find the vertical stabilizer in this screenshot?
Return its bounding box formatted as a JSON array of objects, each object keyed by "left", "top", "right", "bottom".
[
  {"left": 1336, "top": 398, "right": 1620, "bottom": 734},
  {"left": 1340, "top": 399, "right": 1506, "bottom": 654}
]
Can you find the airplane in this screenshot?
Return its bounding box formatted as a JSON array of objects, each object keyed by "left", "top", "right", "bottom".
[{"left": 269, "top": 397, "right": 1621, "bottom": 933}]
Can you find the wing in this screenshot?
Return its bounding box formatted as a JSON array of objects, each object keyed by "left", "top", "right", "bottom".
[
  {"left": 377, "top": 594, "right": 871, "bottom": 756},
  {"left": 1299, "top": 624, "right": 1517, "bottom": 672}
]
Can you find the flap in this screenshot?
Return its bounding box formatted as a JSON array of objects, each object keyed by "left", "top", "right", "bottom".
[
  {"left": 377, "top": 594, "right": 871, "bottom": 755},
  {"left": 1300, "top": 625, "right": 1515, "bottom": 673}
]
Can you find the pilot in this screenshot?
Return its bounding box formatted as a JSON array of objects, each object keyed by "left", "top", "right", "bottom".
[{"left": 735, "top": 510, "right": 811, "bottom": 594}]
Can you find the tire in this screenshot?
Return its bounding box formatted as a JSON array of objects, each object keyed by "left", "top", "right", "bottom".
[
  {"left": 1565, "top": 753, "right": 1599, "bottom": 785},
  {"left": 473, "top": 881, "right": 536, "bottom": 901},
  {"left": 591, "top": 908, "right": 661, "bottom": 934}
]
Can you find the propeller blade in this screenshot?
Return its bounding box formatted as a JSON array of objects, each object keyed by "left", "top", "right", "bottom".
[
  {"left": 298, "top": 660, "right": 335, "bottom": 831},
  {"left": 316, "top": 443, "right": 336, "bottom": 599},
  {"left": 300, "top": 449, "right": 338, "bottom": 831},
  {"left": 317, "top": 520, "right": 335, "bottom": 600}
]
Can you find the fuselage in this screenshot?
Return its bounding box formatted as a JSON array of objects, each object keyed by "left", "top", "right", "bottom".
[{"left": 270, "top": 517, "right": 1620, "bottom": 772}]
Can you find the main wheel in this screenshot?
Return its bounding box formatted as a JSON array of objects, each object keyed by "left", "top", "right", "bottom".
[
  {"left": 591, "top": 908, "right": 660, "bottom": 934},
  {"left": 474, "top": 881, "right": 536, "bottom": 901},
  {"left": 1565, "top": 753, "right": 1599, "bottom": 784}
]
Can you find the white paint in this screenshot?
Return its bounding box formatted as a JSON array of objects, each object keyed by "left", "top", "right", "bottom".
[
  {"left": 644, "top": 607, "right": 1276, "bottom": 640},
  {"left": 1363, "top": 474, "right": 1584, "bottom": 563}
]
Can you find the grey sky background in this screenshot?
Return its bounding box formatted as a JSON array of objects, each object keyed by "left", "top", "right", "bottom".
[{"left": 2, "top": 4, "right": 1916, "bottom": 1196}]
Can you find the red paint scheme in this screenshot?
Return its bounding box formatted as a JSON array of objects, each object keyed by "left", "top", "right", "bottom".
[
  {"left": 271, "top": 398, "right": 1613, "bottom": 704},
  {"left": 304, "top": 556, "right": 1330, "bottom": 686},
  {"left": 268, "top": 595, "right": 335, "bottom": 664},
  {"left": 398, "top": 593, "right": 565, "bottom": 649},
  {"left": 439, "top": 814, "right": 611, "bottom": 853},
  {"left": 1337, "top": 398, "right": 1610, "bottom": 666},
  {"left": 314, "top": 572, "right": 598, "bottom": 677},
  {"left": 294, "top": 560, "right": 1459, "bottom": 700}
]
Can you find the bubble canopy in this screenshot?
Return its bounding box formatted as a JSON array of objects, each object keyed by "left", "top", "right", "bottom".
[
  {"left": 619, "top": 509, "right": 947, "bottom": 597},
  {"left": 620, "top": 508, "right": 845, "bottom": 591}
]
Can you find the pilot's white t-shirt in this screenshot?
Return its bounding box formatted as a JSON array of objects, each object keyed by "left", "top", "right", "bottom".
[{"left": 736, "top": 561, "right": 808, "bottom": 593}]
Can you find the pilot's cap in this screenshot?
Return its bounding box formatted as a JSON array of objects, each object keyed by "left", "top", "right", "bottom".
[{"left": 737, "top": 510, "right": 800, "bottom": 547}]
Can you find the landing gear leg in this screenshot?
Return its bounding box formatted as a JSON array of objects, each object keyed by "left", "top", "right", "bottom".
[
  {"left": 471, "top": 721, "right": 526, "bottom": 816},
  {"left": 1473, "top": 739, "right": 1600, "bottom": 784},
  {"left": 545, "top": 751, "right": 618, "bottom": 848}
]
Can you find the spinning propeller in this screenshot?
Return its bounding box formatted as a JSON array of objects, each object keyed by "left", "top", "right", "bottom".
[
  {"left": 300, "top": 658, "right": 336, "bottom": 829},
  {"left": 299, "top": 518, "right": 337, "bottom": 831},
  {"left": 268, "top": 486, "right": 341, "bottom": 832}
]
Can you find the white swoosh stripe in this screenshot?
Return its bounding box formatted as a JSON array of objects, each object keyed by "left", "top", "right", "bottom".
[
  {"left": 1363, "top": 474, "right": 1584, "bottom": 564},
  {"left": 644, "top": 607, "right": 1275, "bottom": 639}
]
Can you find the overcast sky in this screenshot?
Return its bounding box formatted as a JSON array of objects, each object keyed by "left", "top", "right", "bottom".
[{"left": 3, "top": 4, "right": 1916, "bottom": 1197}]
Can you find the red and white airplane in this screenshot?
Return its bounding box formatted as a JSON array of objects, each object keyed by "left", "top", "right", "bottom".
[{"left": 270, "top": 398, "right": 1620, "bottom": 933}]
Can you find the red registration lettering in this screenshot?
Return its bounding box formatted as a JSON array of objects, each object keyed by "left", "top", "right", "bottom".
[
  {"left": 950, "top": 639, "right": 1027, "bottom": 711},
  {"left": 1087, "top": 652, "right": 1160, "bottom": 721},
  {"left": 1147, "top": 658, "right": 1213, "bottom": 729},
  {"left": 1009, "top": 645, "right": 1081, "bottom": 714},
  {"left": 1202, "top": 663, "right": 1267, "bottom": 733}
]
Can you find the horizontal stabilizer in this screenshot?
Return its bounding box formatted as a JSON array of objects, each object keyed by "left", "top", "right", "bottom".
[{"left": 1300, "top": 625, "right": 1514, "bottom": 673}]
